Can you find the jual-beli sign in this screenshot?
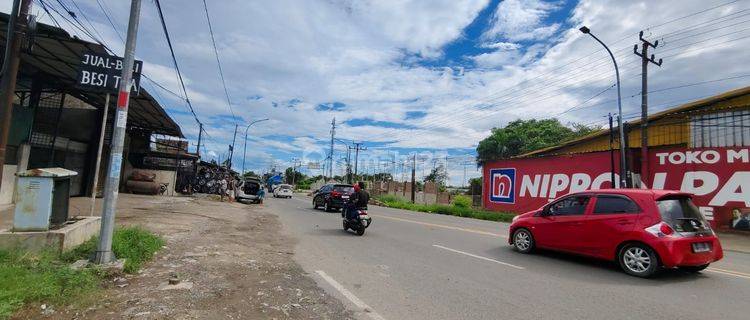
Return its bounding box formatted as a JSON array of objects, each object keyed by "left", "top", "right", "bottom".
[{"left": 76, "top": 51, "right": 143, "bottom": 93}]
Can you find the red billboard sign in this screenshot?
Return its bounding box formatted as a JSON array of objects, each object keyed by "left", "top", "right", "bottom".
[{"left": 483, "top": 147, "right": 750, "bottom": 230}]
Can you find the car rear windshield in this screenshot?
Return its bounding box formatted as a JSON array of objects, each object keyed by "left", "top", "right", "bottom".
[
  {"left": 656, "top": 196, "right": 709, "bottom": 232},
  {"left": 333, "top": 185, "right": 354, "bottom": 193},
  {"left": 280, "top": 185, "right": 291, "bottom": 190}
]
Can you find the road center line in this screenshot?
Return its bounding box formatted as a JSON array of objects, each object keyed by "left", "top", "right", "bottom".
[
  {"left": 377, "top": 215, "right": 508, "bottom": 238},
  {"left": 433, "top": 244, "right": 525, "bottom": 270},
  {"left": 315, "top": 270, "right": 386, "bottom": 320},
  {"left": 707, "top": 267, "right": 750, "bottom": 280}
]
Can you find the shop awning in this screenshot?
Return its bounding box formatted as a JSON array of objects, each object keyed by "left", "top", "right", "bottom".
[{"left": 0, "top": 13, "right": 183, "bottom": 137}]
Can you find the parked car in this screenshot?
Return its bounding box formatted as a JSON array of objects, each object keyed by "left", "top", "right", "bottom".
[
  {"left": 236, "top": 177, "right": 265, "bottom": 204},
  {"left": 312, "top": 184, "right": 354, "bottom": 212},
  {"left": 509, "top": 189, "right": 723, "bottom": 278},
  {"left": 273, "top": 184, "right": 293, "bottom": 198}
]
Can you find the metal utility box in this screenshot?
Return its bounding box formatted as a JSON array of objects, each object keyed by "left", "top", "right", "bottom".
[{"left": 13, "top": 168, "right": 78, "bottom": 231}]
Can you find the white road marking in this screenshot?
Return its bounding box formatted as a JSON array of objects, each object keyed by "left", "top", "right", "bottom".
[
  {"left": 379, "top": 215, "right": 508, "bottom": 238},
  {"left": 707, "top": 267, "right": 750, "bottom": 280},
  {"left": 433, "top": 244, "right": 525, "bottom": 270},
  {"left": 316, "top": 270, "right": 386, "bottom": 320}
]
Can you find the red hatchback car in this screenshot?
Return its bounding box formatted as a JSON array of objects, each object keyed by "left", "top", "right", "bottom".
[{"left": 509, "top": 189, "right": 723, "bottom": 277}]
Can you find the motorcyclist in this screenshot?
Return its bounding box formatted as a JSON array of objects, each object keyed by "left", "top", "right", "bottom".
[{"left": 346, "top": 182, "right": 369, "bottom": 220}]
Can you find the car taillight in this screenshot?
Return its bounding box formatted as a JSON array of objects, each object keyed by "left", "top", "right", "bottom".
[
  {"left": 660, "top": 223, "right": 674, "bottom": 236},
  {"left": 645, "top": 222, "right": 676, "bottom": 238},
  {"left": 331, "top": 191, "right": 341, "bottom": 197}
]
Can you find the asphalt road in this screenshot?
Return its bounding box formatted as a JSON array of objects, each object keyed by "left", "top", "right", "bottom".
[{"left": 266, "top": 195, "right": 750, "bottom": 320}]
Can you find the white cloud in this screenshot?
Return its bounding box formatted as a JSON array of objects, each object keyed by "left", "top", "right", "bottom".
[{"left": 482, "top": 0, "right": 561, "bottom": 42}]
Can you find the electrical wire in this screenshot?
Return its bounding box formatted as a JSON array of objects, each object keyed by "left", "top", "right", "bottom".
[
  {"left": 201, "top": 0, "right": 238, "bottom": 124},
  {"left": 153, "top": 0, "right": 202, "bottom": 127}
]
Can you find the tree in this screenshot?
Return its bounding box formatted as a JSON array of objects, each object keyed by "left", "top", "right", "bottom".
[
  {"left": 424, "top": 164, "right": 447, "bottom": 186},
  {"left": 468, "top": 177, "right": 482, "bottom": 195},
  {"left": 243, "top": 171, "right": 259, "bottom": 178},
  {"left": 476, "top": 118, "right": 599, "bottom": 164},
  {"left": 284, "top": 167, "right": 306, "bottom": 185}
]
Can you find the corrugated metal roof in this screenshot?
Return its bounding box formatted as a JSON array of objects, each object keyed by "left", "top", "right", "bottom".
[
  {"left": 0, "top": 13, "right": 183, "bottom": 137},
  {"left": 516, "top": 85, "right": 750, "bottom": 158}
]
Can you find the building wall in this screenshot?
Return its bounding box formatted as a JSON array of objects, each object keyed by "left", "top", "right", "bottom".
[
  {"left": 483, "top": 146, "right": 750, "bottom": 231},
  {"left": 0, "top": 165, "right": 18, "bottom": 206}
]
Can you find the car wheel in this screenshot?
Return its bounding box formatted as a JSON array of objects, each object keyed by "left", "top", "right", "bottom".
[
  {"left": 679, "top": 264, "right": 710, "bottom": 273},
  {"left": 313, "top": 197, "right": 320, "bottom": 209},
  {"left": 512, "top": 228, "right": 534, "bottom": 253},
  {"left": 619, "top": 244, "right": 660, "bottom": 278}
]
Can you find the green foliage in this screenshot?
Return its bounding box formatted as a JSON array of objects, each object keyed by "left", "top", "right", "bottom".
[
  {"left": 0, "top": 250, "right": 101, "bottom": 319},
  {"left": 468, "top": 177, "right": 482, "bottom": 195},
  {"left": 62, "top": 226, "right": 164, "bottom": 274},
  {"left": 476, "top": 118, "right": 600, "bottom": 164},
  {"left": 284, "top": 167, "right": 307, "bottom": 185},
  {"left": 243, "top": 171, "right": 259, "bottom": 178},
  {"left": 375, "top": 195, "right": 514, "bottom": 222},
  {"left": 424, "top": 164, "right": 448, "bottom": 186},
  {"left": 451, "top": 195, "right": 472, "bottom": 208}
]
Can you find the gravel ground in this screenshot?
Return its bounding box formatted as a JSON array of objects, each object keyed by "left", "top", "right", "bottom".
[{"left": 15, "top": 194, "right": 352, "bottom": 320}]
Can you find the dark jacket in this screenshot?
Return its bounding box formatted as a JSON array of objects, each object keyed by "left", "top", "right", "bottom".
[{"left": 351, "top": 190, "right": 369, "bottom": 209}]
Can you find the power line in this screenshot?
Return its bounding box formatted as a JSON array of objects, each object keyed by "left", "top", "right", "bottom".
[
  {"left": 153, "top": 0, "right": 202, "bottom": 127},
  {"left": 201, "top": 0, "right": 238, "bottom": 124},
  {"left": 94, "top": 0, "right": 124, "bottom": 42}
]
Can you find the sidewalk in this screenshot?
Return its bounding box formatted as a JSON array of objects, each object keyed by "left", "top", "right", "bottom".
[
  {"left": 6, "top": 194, "right": 352, "bottom": 319},
  {"left": 717, "top": 232, "right": 750, "bottom": 254}
]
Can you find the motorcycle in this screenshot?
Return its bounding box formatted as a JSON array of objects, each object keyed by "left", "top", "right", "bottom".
[{"left": 343, "top": 208, "right": 372, "bottom": 236}]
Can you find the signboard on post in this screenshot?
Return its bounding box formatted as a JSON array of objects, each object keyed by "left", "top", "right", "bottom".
[
  {"left": 307, "top": 162, "right": 321, "bottom": 170},
  {"left": 76, "top": 51, "right": 143, "bottom": 93}
]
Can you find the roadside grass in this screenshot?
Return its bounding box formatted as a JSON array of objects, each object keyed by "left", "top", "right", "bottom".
[
  {"left": 375, "top": 194, "right": 515, "bottom": 222},
  {"left": 63, "top": 226, "right": 165, "bottom": 274},
  {"left": 0, "top": 250, "right": 101, "bottom": 319},
  {"left": 0, "top": 226, "right": 164, "bottom": 318}
]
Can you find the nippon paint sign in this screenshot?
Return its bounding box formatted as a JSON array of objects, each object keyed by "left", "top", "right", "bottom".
[{"left": 483, "top": 147, "right": 750, "bottom": 230}]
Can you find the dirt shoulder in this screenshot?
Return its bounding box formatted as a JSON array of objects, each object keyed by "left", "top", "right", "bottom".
[{"left": 19, "top": 194, "right": 352, "bottom": 320}]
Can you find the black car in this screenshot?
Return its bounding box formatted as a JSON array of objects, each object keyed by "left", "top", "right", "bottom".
[{"left": 313, "top": 184, "right": 354, "bottom": 212}]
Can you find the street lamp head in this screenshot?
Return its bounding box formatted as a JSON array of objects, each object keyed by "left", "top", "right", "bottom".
[{"left": 579, "top": 26, "right": 590, "bottom": 34}]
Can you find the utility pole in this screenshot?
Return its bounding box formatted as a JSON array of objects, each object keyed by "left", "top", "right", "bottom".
[
  {"left": 609, "top": 113, "right": 616, "bottom": 188},
  {"left": 89, "top": 94, "right": 110, "bottom": 216},
  {"left": 0, "top": 0, "right": 31, "bottom": 190},
  {"left": 95, "top": 0, "right": 142, "bottom": 264},
  {"left": 196, "top": 123, "right": 203, "bottom": 157},
  {"left": 579, "top": 26, "right": 627, "bottom": 188},
  {"left": 351, "top": 142, "right": 366, "bottom": 177},
  {"left": 228, "top": 124, "right": 238, "bottom": 170},
  {"left": 291, "top": 158, "right": 300, "bottom": 186},
  {"left": 345, "top": 147, "right": 352, "bottom": 184},
  {"left": 411, "top": 154, "right": 416, "bottom": 203},
  {"left": 634, "top": 31, "right": 662, "bottom": 187},
  {"left": 328, "top": 117, "right": 335, "bottom": 180}
]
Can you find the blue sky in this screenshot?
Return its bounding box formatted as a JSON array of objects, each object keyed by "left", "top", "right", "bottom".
[{"left": 6, "top": 0, "right": 750, "bottom": 185}]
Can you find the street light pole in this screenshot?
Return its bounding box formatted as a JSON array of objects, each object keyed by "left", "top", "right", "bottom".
[
  {"left": 579, "top": 26, "right": 627, "bottom": 188},
  {"left": 241, "top": 118, "right": 269, "bottom": 175}
]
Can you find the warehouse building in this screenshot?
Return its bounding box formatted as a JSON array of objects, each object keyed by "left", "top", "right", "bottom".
[
  {"left": 0, "top": 13, "right": 190, "bottom": 206},
  {"left": 483, "top": 86, "right": 750, "bottom": 231}
]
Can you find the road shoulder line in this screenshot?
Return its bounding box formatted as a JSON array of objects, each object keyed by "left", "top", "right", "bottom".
[
  {"left": 433, "top": 244, "right": 525, "bottom": 270},
  {"left": 316, "top": 270, "right": 386, "bottom": 320}
]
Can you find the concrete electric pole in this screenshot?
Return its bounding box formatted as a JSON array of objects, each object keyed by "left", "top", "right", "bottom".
[
  {"left": 633, "top": 31, "right": 663, "bottom": 187},
  {"left": 95, "top": 0, "right": 142, "bottom": 264},
  {"left": 0, "top": 0, "right": 32, "bottom": 191}
]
